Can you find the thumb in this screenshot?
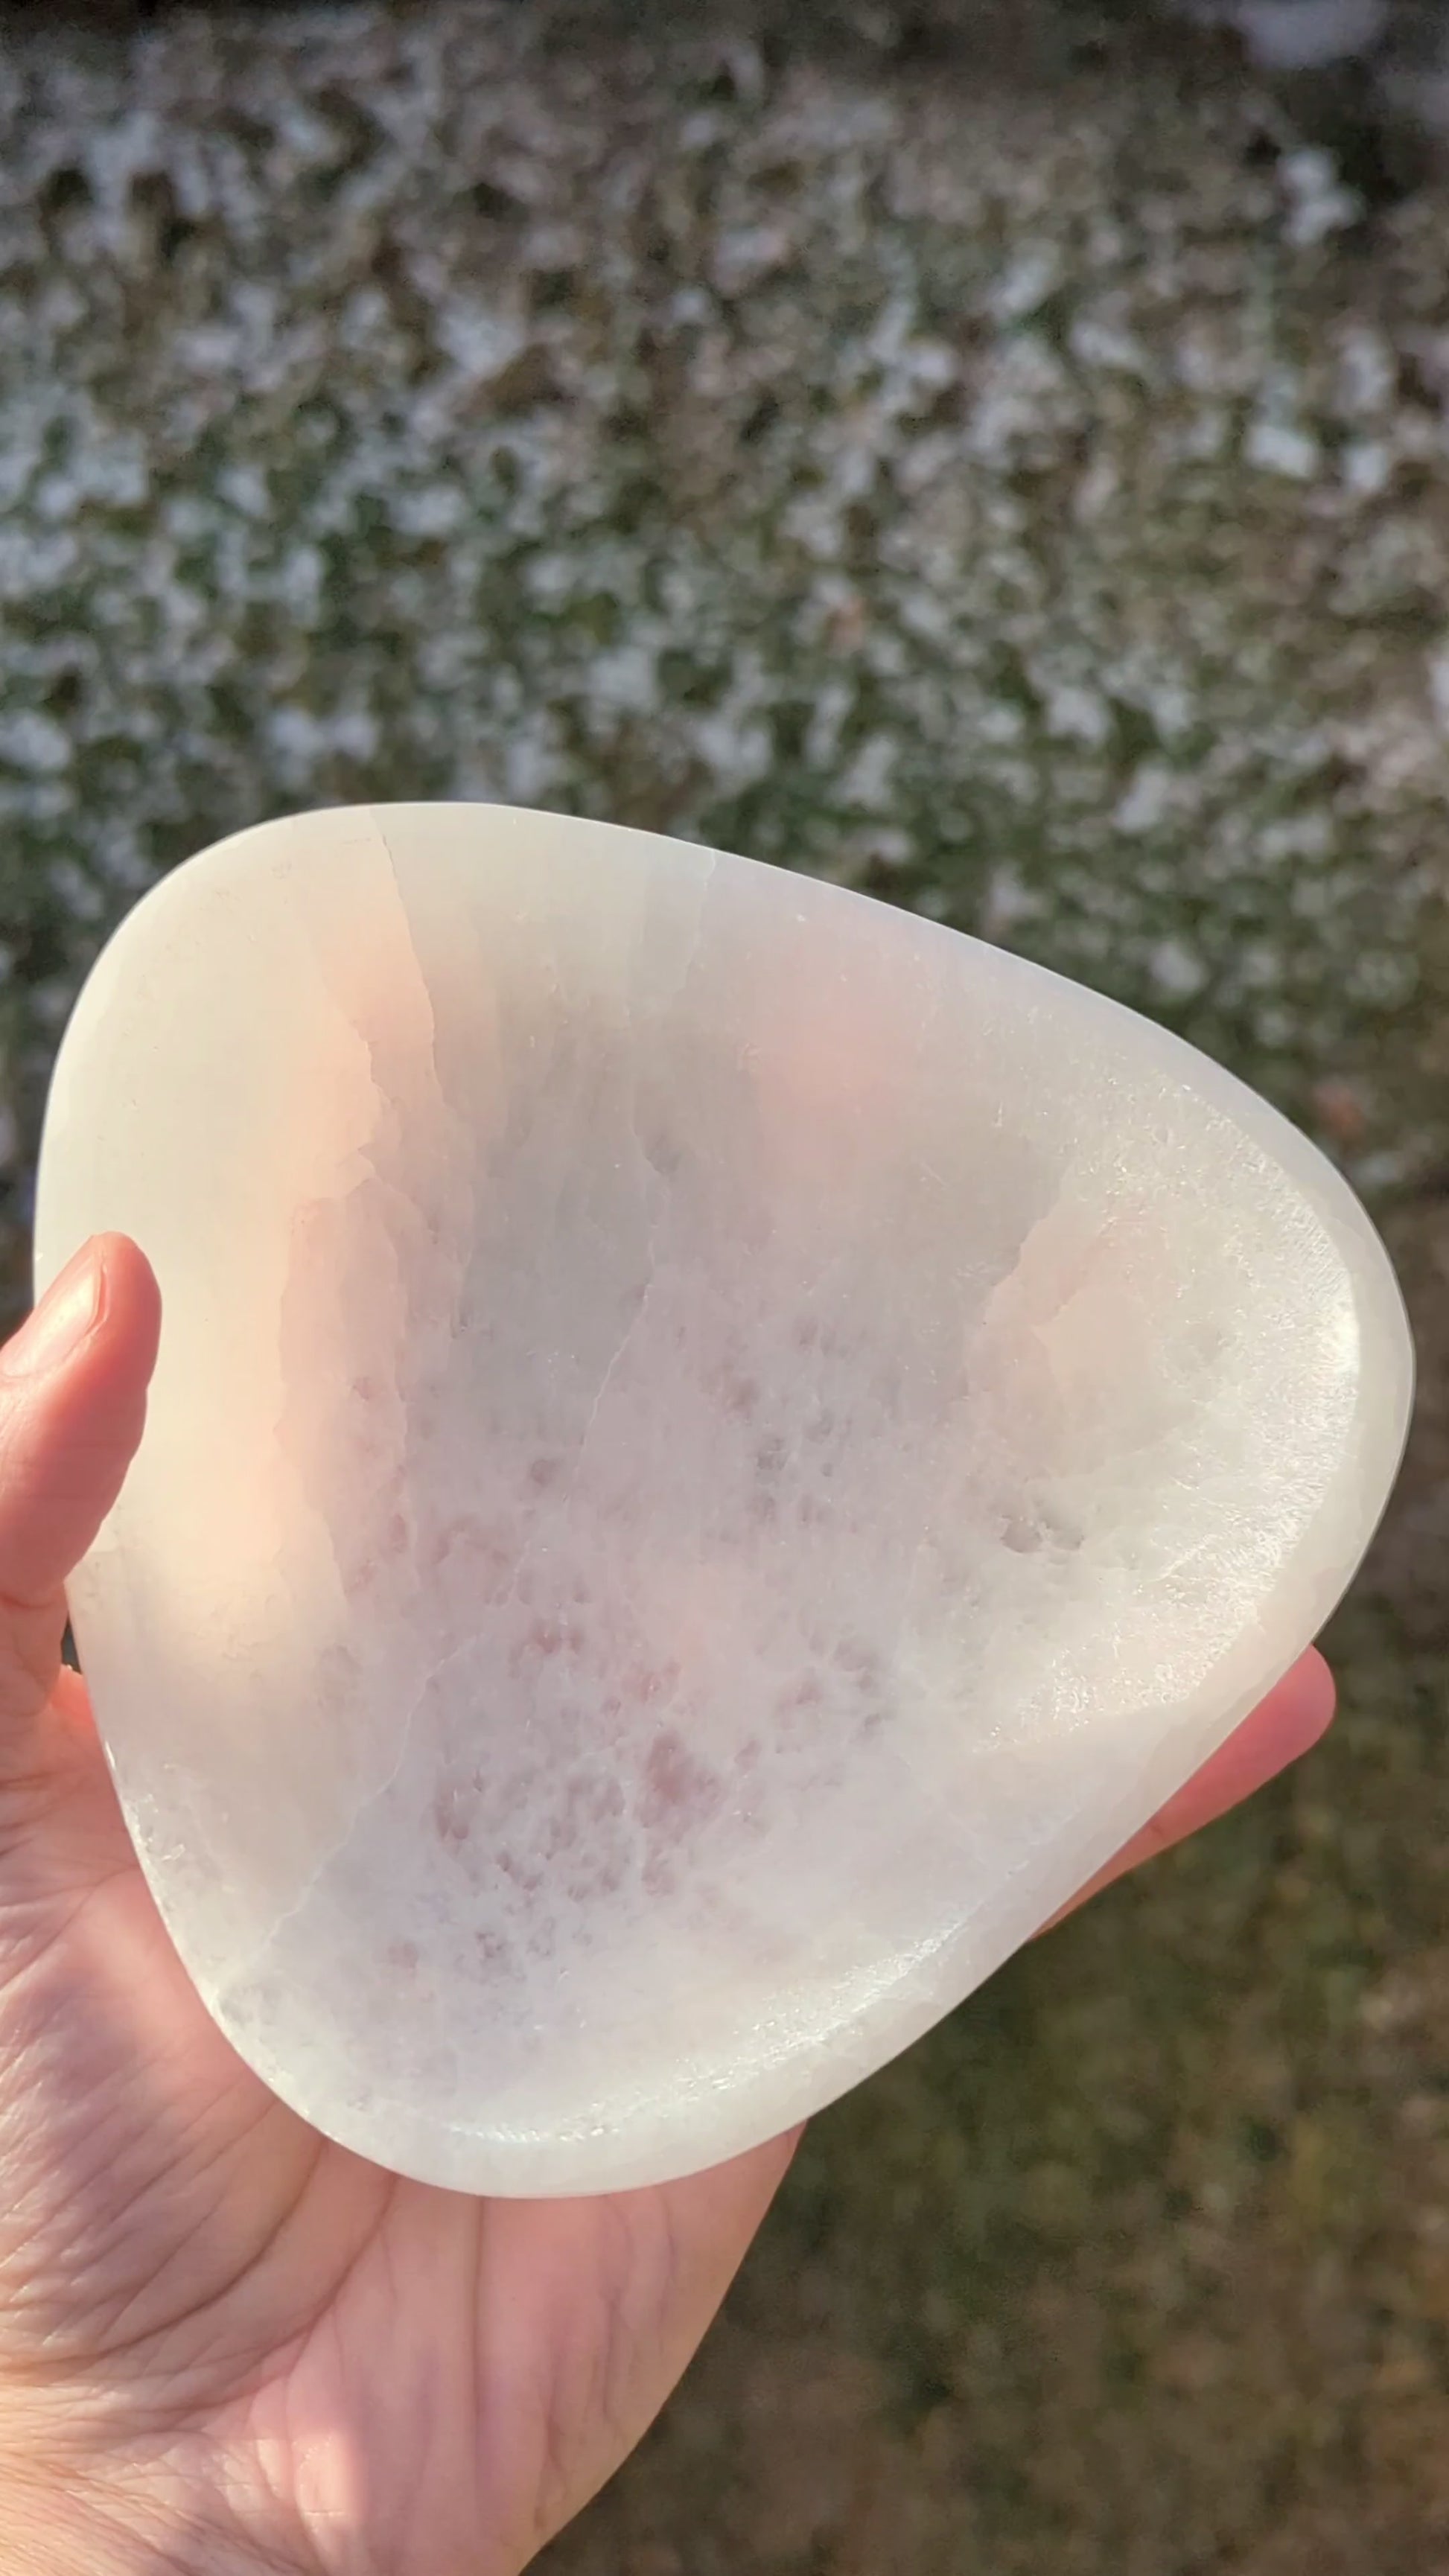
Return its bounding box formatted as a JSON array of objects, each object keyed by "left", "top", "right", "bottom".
[{"left": 0, "top": 1234, "right": 160, "bottom": 1729}]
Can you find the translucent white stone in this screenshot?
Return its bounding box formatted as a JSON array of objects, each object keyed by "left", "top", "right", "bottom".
[{"left": 35, "top": 805, "right": 1413, "bottom": 2194}]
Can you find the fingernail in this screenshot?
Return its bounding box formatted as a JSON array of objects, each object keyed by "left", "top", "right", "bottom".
[{"left": 0, "top": 1241, "right": 105, "bottom": 1381}]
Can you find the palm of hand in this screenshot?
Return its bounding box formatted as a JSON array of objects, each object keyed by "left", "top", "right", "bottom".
[
  {"left": 0, "top": 1660, "right": 792, "bottom": 2575},
  {"left": 0, "top": 1236, "right": 1334, "bottom": 2574}
]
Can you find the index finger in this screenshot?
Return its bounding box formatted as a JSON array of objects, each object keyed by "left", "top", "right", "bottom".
[{"left": 1043, "top": 1647, "right": 1335, "bottom": 1931}]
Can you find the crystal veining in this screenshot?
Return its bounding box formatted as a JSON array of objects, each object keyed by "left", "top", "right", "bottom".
[{"left": 34, "top": 805, "right": 1413, "bottom": 2193}]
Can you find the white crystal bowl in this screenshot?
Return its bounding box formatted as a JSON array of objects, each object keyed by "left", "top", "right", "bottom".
[{"left": 35, "top": 805, "right": 1414, "bottom": 2193}]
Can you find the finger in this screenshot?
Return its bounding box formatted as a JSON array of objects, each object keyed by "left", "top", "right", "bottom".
[
  {"left": 1044, "top": 1646, "right": 1335, "bottom": 1931},
  {"left": 0, "top": 1234, "right": 160, "bottom": 1727}
]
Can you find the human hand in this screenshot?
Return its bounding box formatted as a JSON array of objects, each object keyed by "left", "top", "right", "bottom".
[{"left": 0, "top": 1234, "right": 1334, "bottom": 2574}]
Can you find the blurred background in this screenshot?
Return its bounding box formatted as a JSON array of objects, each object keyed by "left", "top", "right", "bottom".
[{"left": 1, "top": 1, "right": 1448, "bottom": 2567}]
